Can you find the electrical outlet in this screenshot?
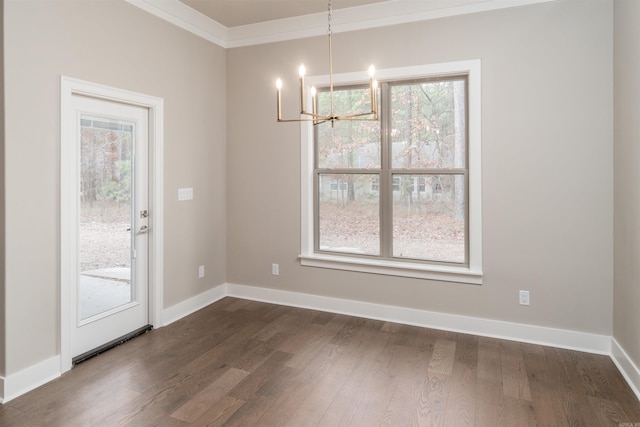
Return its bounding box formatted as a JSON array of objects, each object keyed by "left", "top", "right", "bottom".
[
  {"left": 519, "top": 290, "right": 530, "bottom": 306},
  {"left": 198, "top": 265, "right": 205, "bottom": 278},
  {"left": 272, "top": 263, "right": 279, "bottom": 276}
]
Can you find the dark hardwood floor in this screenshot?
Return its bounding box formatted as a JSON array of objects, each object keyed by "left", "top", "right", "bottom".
[{"left": 1, "top": 297, "right": 639, "bottom": 426}]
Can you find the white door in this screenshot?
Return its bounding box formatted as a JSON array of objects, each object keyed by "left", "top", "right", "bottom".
[{"left": 69, "top": 95, "right": 150, "bottom": 359}]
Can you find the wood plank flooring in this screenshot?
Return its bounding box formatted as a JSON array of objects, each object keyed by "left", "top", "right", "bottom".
[{"left": 1, "top": 297, "right": 639, "bottom": 426}]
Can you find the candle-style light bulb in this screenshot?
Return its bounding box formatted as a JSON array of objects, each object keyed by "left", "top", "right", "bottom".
[
  {"left": 299, "top": 64, "right": 306, "bottom": 77},
  {"left": 276, "top": 79, "right": 283, "bottom": 121},
  {"left": 369, "top": 64, "right": 375, "bottom": 77}
]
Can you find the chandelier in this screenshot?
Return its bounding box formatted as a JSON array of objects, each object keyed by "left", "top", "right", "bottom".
[{"left": 275, "top": 0, "right": 379, "bottom": 126}]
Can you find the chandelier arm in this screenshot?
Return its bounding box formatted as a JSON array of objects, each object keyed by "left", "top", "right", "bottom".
[
  {"left": 333, "top": 116, "right": 380, "bottom": 122},
  {"left": 276, "top": 112, "right": 332, "bottom": 123},
  {"left": 335, "top": 112, "right": 377, "bottom": 119},
  {"left": 306, "top": 113, "right": 331, "bottom": 120},
  {"left": 276, "top": 117, "right": 325, "bottom": 123}
]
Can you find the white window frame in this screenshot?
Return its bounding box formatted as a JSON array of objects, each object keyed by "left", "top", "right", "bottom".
[{"left": 300, "top": 60, "right": 482, "bottom": 284}]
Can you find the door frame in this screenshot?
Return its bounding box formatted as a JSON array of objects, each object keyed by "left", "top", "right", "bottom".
[{"left": 60, "top": 76, "right": 164, "bottom": 373}]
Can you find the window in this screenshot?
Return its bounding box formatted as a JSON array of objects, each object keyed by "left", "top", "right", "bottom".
[{"left": 300, "top": 62, "right": 482, "bottom": 284}]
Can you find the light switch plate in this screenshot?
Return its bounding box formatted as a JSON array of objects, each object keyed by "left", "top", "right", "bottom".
[
  {"left": 519, "top": 290, "right": 530, "bottom": 306},
  {"left": 178, "top": 188, "right": 193, "bottom": 201}
]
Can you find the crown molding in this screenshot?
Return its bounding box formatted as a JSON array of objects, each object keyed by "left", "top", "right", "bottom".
[
  {"left": 125, "top": 0, "right": 228, "bottom": 46},
  {"left": 125, "top": 0, "right": 558, "bottom": 49}
]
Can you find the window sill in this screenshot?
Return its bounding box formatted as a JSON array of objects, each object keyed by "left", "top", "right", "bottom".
[{"left": 299, "top": 253, "right": 483, "bottom": 285}]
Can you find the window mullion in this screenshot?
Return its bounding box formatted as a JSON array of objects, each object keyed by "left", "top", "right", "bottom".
[
  {"left": 380, "top": 81, "right": 393, "bottom": 259},
  {"left": 313, "top": 122, "right": 320, "bottom": 253}
]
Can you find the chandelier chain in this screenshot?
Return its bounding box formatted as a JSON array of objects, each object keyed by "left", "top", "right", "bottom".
[{"left": 328, "top": 0, "right": 332, "bottom": 36}]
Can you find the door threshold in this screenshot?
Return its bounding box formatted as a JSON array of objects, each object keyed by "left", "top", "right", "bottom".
[{"left": 72, "top": 324, "right": 153, "bottom": 365}]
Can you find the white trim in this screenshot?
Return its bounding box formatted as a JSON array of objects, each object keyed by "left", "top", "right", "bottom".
[
  {"left": 148, "top": 93, "right": 165, "bottom": 331},
  {"left": 162, "top": 284, "right": 227, "bottom": 326},
  {"left": 124, "top": 0, "right": 228, "bottom": 47},
  {"left": 300, "top": 60, "right": 482, "bottom": 285},
  {"left": 0, "top": 356, "right": 61, "bottom": 403},
  {"left": 300, "top": 253, "right": 482, "bottom": 285},
  {"left": 611, "top": 338, "right": 640, "bottom": 402},
  {"left": 125, "top": 0, "right": 559, "bottom": 48},
  {"left": 60, "top": 76, "right": 164, "bottom": 373},
  {"left": 5, "top": 285, "right": 633, "bottom": 403},
  {"left": 227, "top": 283, "right": 611, "bottom": 355},
  {"left": 226, "top": 0, "right": 557, "bottom": 48}
]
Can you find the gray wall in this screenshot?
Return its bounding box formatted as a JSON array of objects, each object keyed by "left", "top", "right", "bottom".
[
  {"left": 4, "top": 0, "right": 227, "bottom": 375},
  {"left": 227, "top": 0, "right": 614, "bottom": 333},
  {"left": 614, "top": 0, "right": 640, "bottom": 369},
  {"left": 1, "top": 0, "right": 624, "bottom": 384}
]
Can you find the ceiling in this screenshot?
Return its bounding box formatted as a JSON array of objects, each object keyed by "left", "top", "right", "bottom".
[{"left": 178, "top": 0, "right": 390, "bottom": 28}]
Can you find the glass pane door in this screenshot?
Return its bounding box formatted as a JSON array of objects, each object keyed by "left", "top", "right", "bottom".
[
  {"left": 65, "top": 90, "right": 149, "bottom": 361},
  {"left": 79, "top": 116, "right": 135, "bottom": 320}
]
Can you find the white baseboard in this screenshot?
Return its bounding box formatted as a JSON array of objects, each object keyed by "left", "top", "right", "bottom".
[
  {"left": 226, "top": 283, "right": 611, "bottom": 355},
  {"left": 0, "top": 282, "right": 626, "bottom": 404},
  {"left": 162, "top": 283, "right": 227, "bottom": 326},
  {"left": 1, "top": 355, "right": 61, "bottom": 403},
  {"left": 611, "top": 338, "right": 640, "bottom": 401},
  {"left": 0, "top": 284, "right": 227, "bottom": 403}
]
